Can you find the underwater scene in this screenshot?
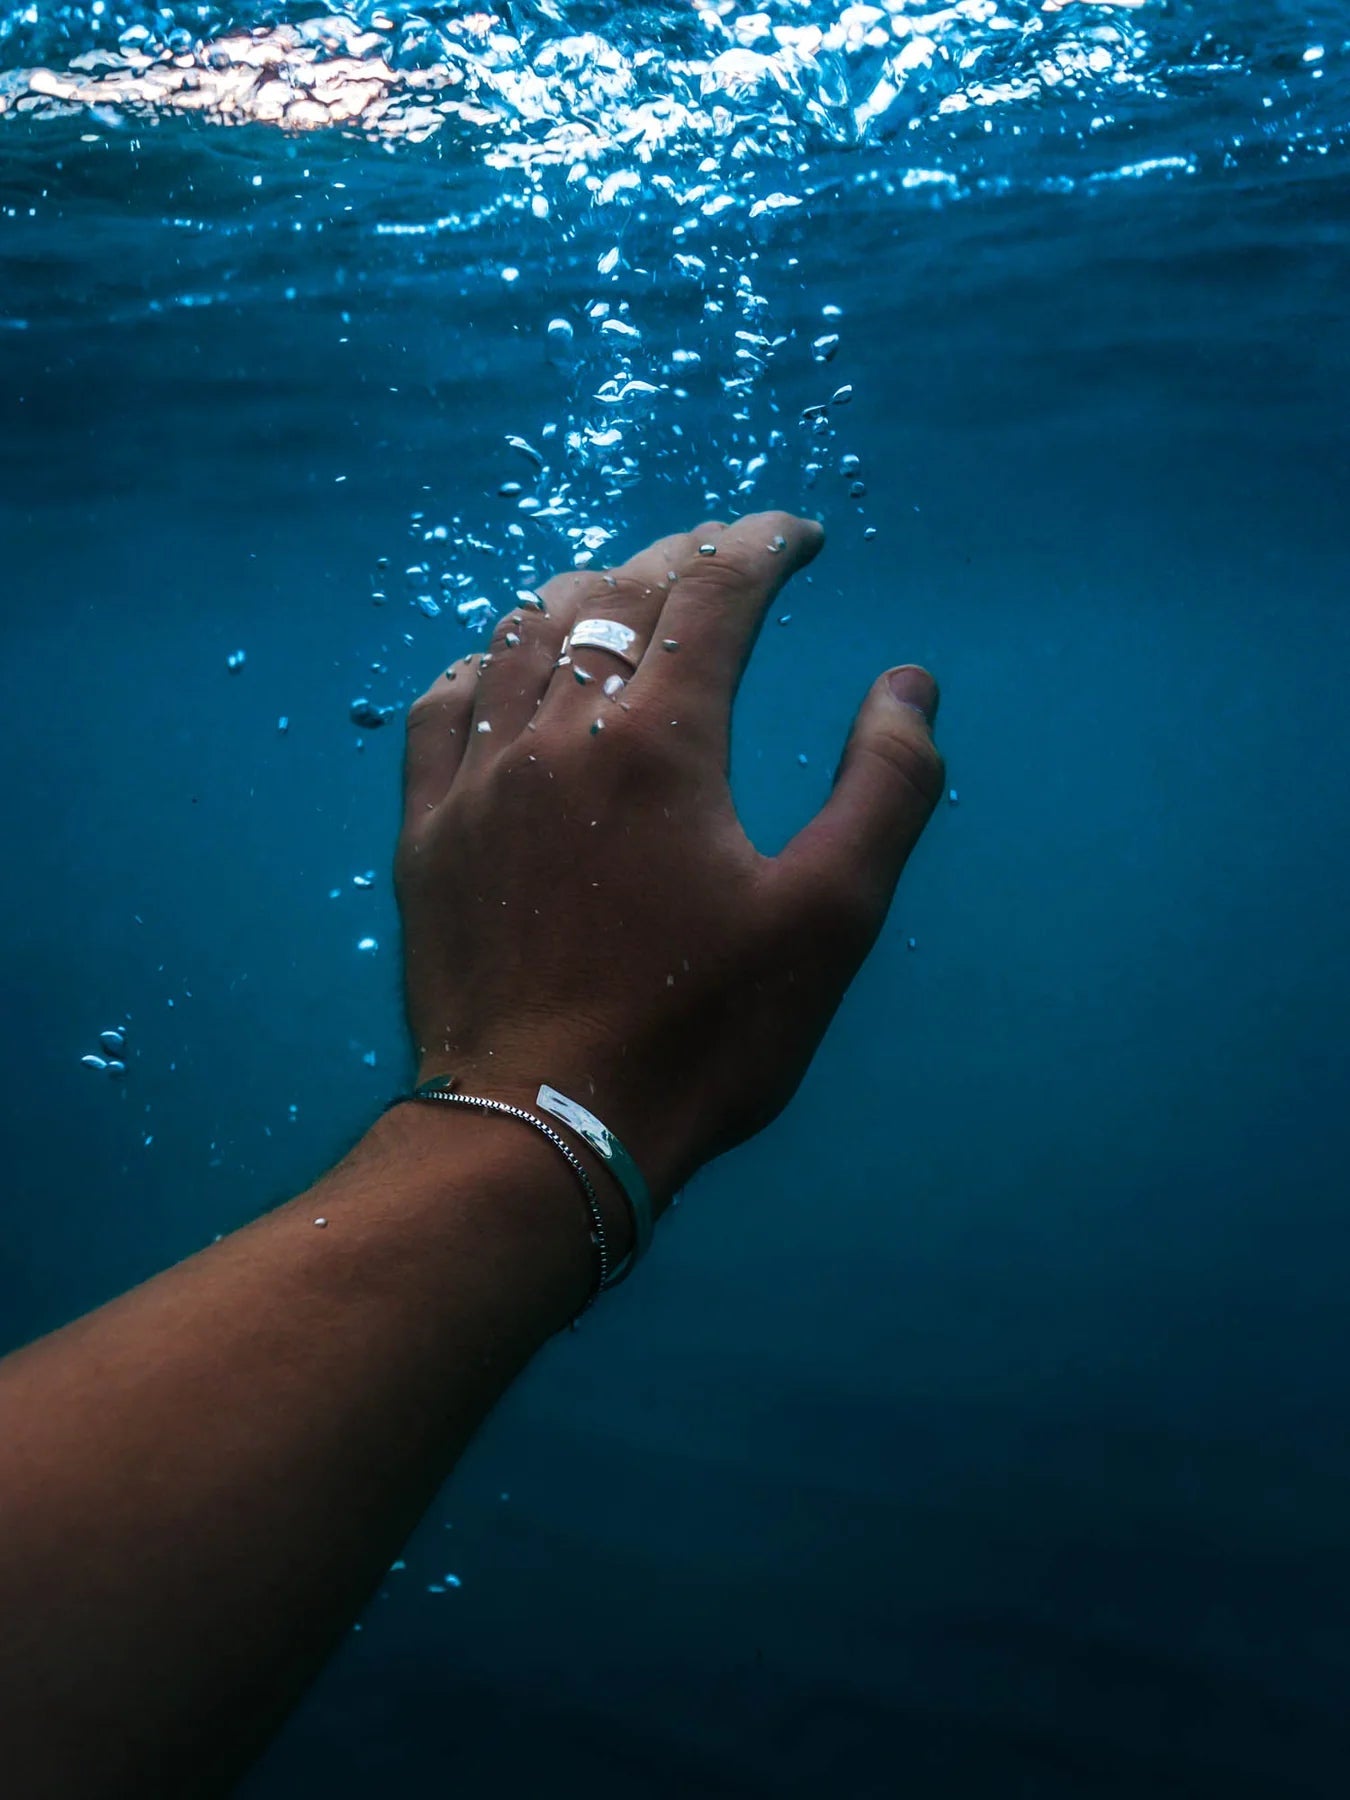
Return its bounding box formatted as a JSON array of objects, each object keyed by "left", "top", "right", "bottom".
[{"left": 2, "top": 2, "right": 1349, "bottom": 1794}]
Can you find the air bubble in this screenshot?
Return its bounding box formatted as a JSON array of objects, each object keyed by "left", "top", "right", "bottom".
[
  {"left": 506, "top": 435, "right": 546, "bottom": 470},
  {"left": 840, "top": 455, "right": 862, "bottom": 476},
  {"left": 350, "top": 699, "right": 390, "bottom": 730},
  {"left": 831, "top": 386, "right": 854, "bottom": 405},
  {"left": 226, "top": 650, "right": 246, "bottom": 673},
  {"left": 81, "top": 1054, "right": 109, "bottom": 1072},
  {"left": 357, "top": 937, "right": 378, "bottom": 953},
  {"left": 850, "top": 480, "right": 867, "bottom": 499},
  {"left": 99, "top": 1030, "right": 126, "bottom": 1053},
  {"left": 812, "top": 335, "right": 840, "bottom": 363}
]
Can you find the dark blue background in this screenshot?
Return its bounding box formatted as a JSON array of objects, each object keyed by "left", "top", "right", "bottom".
[{"left": 3, "top": 157, "right": 1348, "bottom": 1796}]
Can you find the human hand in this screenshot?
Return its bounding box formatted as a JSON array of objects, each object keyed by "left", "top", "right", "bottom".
[{"left": 395, "top": 512, "right": 943, "bottom": 1210}]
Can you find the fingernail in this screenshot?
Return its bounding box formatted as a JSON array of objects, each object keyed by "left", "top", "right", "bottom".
[{"left": 887, "top": 664, "right": 938, "bottom": 727}]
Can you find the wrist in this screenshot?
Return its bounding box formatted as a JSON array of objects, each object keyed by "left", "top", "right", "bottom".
[
  {"left": 414, "top": 1047, "right": 676, "bottom": 1225},
  {"left": 370, "top": 1091, "right": 637, "bottom": 1308},
  {"left": 327, "top": 1101, "right": 609, "bottom": 1339}
]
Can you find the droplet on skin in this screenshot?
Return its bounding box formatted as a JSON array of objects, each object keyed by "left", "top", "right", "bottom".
[
  {"left": 476, "top": 720, "right": 492, "bottom": 734},
  {"left": 504, "top": 632, "right": 521, "bottom": 649},
  {"left": 662, "top": 639, "right": 679, "bottom": 652},
  {"left": 698, "top": 543, "right": 717, "bottom": 556},
  {"left": 603, "top": 674, "right": 625, "bottom": 698},
  {"left": 573, "top": 667, "right": 594, "bottom": 685},
  {"left": 590, "top": 718, "right": 605, "bottom": 735},
  {"left": 768, "top": 535, "right": 787, "bottom": 553},
  {"left": 314, "top": 1217, "right": 328, "bottom": 1228}
]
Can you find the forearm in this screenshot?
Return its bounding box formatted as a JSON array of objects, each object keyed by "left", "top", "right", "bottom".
[{"left": 0, "top": 1103, "right": 623, "bottom": 1799}]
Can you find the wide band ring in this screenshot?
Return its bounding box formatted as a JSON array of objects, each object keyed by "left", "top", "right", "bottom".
[{"left": 565, "top": 618, "right": 641, "bottom": 671}]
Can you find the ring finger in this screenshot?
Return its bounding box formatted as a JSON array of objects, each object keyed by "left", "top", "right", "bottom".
[{"left": 536, "top": 523, "right": 726, "bottom": 730}]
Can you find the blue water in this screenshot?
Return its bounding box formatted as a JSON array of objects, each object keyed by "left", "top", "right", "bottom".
[{"left": 3, "top": 4, "right": 1349, "bottom": 1794}]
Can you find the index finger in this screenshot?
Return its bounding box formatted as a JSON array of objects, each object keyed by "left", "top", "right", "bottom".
[{"left": 631, "top": 511, "right": 824, "bottom": 750}]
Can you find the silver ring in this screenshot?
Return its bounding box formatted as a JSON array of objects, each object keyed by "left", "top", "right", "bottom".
[{"left": 565, "top": 617, "right": 640, "bottom": 670}]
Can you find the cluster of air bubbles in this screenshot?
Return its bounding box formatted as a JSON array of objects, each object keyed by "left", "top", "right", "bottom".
[
  {"left": 0, "top": 2, "right": 1196, "bottom": 179},
  {"left": 791, "top": 307, "right": 874, "bottom": 525},
  {"left": 353, "top": 234, "right": 805, "bottom": 650},
  {"left": 81, "top": 1025, "right": 129, "bottom": 1080}
]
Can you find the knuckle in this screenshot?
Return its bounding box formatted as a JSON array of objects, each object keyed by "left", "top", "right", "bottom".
[
  {"left": 679, "top": 549, "right": 756, "bottom": 602},
  {"left": 866, "top": 728, "right": 946, "bottom": 810},
  {"left": 608, "top": 697, "right": 681, "bottom": 765},
  {"left": 405, "top": 687, "right": 454, "bottom": 732}
]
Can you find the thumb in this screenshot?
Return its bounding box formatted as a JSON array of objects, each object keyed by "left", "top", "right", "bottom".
[{"left": 777, "top": 666, "right": 945, "bottom": 938}]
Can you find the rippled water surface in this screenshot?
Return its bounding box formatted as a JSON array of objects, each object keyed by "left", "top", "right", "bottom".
[{"left": 3, "top": 5, "right": 1349, "bottom": 1797}]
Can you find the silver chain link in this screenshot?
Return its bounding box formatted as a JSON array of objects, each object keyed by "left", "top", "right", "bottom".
[{"left": 403, "top": 1089, "right": 610, "bottom": 1324}]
